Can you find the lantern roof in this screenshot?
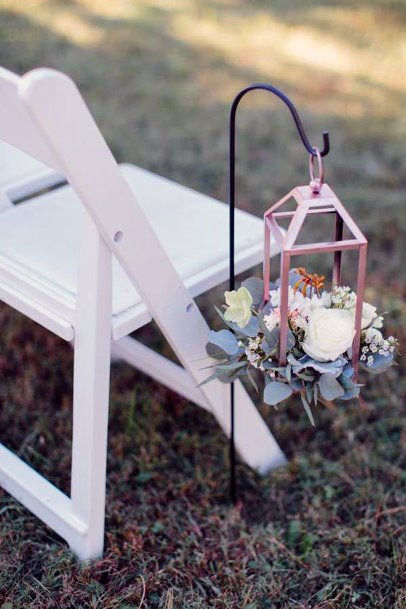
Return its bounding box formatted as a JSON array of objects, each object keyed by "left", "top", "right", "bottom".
[{"left": 264, "top": 183, "right": 367, "bottom": 254}]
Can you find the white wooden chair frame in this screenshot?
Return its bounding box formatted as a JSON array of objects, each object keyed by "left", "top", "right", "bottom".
[
  {"left": 0, "top": 139, "right": 64, "bottom": 203},
  {"left": 0, "top": 67, "right": 286, "bottom": 560}
]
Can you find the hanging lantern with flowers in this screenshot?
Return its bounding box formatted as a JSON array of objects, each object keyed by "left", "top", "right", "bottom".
[{"left": 204, "top": 150, "right": 398, "bottom": 424}]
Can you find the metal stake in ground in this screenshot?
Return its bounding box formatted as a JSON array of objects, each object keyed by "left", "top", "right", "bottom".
[{"left": 228, "top": 83, "right": 330, "bottom": 503}]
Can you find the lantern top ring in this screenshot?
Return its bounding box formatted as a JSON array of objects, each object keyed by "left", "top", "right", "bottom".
[{"left": 309, "top": 146, "right": 324, "bottom": 193}]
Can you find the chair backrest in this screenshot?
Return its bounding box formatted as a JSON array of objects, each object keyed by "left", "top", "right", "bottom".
[
  {"left": 0, "top": 68, "right": 61, "bottom": 171},
  {"left": 0, "top": 66, "right": 191, "bottom": 319}
]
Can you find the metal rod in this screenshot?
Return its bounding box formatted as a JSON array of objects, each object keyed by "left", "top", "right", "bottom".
[
  {"left": 352, "top": 244, "right": 368, "bottom": 379},
  {"left": 333, "top": 213, "right": 344, "bottom": 286},
  {"left": 229, "top": 382, "right": 236, "bottom": 503},
  {"left": 228, "top": 83, "right": 331, "bottom": 503}
]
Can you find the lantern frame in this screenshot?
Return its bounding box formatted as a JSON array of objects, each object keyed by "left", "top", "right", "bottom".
[{"left": 263, "top": 182, "right": 368, "bottom": 380}]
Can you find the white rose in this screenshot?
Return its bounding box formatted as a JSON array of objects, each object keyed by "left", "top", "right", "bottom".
[
  {"left": 373, "top": 316, "right": 383, "bottom": 329},
  {"left": 349, "top": 300, "right": 382, "bottom": 330},
  {"left": 360, "top": 302, "right": 378, "bottom": 329},
  {"left": 302, "top": 308, "right": 355, "bottom": 362}
]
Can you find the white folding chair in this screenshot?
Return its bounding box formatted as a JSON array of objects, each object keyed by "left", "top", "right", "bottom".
[
  {"left": 0, "top": 139, "right": 64, "bottom": 203},
  {"left": 0, "top": 66, "right": 286, "bottom": 560}
]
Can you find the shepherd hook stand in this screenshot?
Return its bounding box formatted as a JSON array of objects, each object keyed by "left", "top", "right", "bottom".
[{"left": 228, "top": 83, "right": 330, "bottom": 502}]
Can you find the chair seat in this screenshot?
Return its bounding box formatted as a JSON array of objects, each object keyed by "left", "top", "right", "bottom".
[
  {"left": 0, "top": 140, "right": 64, "bottom": 201},
  {"left": 0, "top": 163, "right": 274, "bottom": 340}
]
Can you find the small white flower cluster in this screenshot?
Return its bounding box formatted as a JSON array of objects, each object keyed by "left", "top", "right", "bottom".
[
  {"left": 360, "top": 328, "right": 397, "bottom": 367},
  {"left": 244, "top": 336, "right": 277, "bottom": 375},
  {"left": 245, "top": 336, "right": 263, "bottom": 369},
  {"left": 331, "top": 285, "right": 356, "bottom": 309}
]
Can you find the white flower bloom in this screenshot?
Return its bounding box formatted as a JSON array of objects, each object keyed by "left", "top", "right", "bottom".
[
  {"left": 302, "top": 308, "right": 355, "bottom": 362},
  {"left": 269, "top": 287, "right": 295, "bottom": 308},
  {"left": 373, "top": 315, "right": 384, "bottom": 329},
  {"left": 364, "top": 327, "right": 383, "bottom": 343},
  {"left": 290, "top": 291, "right": 308, "bottom": 311},
  {"left": 264, "top": 310, "right": 279, "bottom": 331},
  {"left": 332, "top": 286, "right": 355, "bottom": 308},
  {"left": 293, "top": 313, "right": 309, "bottom": 331},
  {"left": 359, "top": 301, "right": 379, "bottom": 329},
  {"left": 245, "top": 336, "right": 262, "bottom": 368},
  {"left": 309, "top": 294, "right": 324, "bottom": 310},
  {"left": 349, "top": 300, "right": 382, "bottom": 330},
  {"left": 224, "top": 287, "right": 252, "bottom": 328},
  {"left": 322, "top": 292, "right": 332, "bottom": 307}
]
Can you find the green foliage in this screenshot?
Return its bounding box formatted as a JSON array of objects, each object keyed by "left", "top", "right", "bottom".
[{"left": 263, "top": 381, "right": 293, "bottom": 406}]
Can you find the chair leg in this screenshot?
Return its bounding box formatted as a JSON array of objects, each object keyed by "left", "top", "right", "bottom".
[{"left": 69, "top": 214, "right": 112, "bottom": 560}]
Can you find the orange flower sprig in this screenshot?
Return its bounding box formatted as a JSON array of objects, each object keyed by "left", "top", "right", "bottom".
[{"left": 293, "top": 267, "right": 325, "bottom": 297}]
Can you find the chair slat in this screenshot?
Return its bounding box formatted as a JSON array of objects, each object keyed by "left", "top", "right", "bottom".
[{"left": 0, "top": 68, "right": 62, "bottom": 171}]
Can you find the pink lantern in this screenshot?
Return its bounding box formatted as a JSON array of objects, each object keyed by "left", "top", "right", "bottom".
[{"left": 262, "top": 151, "right": 368, "bottom": 380}]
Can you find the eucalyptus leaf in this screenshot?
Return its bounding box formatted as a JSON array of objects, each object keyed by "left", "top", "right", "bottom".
[
  {"left": 237, "top": 315, "right": 260, "bottom": 338},
  {"left": 257, "top": 309, "right": 273, "bottom": 343},
  {"left": 301, "top": 392, "right": 315, "bottom": 426},
  {"left": 241, "top": 276, "right": 264, "bottom": 306},
  {"left": 246, "top": 368, "right": 259, "bottom": 393},
  {"left": 226, "top": 368, "right": 246, "bottom": 382},
  {"left": 290, "top": 378, "right": 303, "bottom": 392},
  {"left": 318, "top": 373, "right": 345, "bottom": 400},
  {"left": 342, "top": 364, "right": 355, "bottom": 378},
  {"left": 295, "top": 371, "right": 316, "bottom": 382},
  {"left": 361, "top": 352, "right": 394, "bottom": 374},
  {"left": 208, "top": 366, "right": 244, "bottom": 384},
  {"left": 305, "top": 382, "right": 313, "bottom": 405},
  {"left": 261, "top": 337, "right": 272, "bottom": 355},
  {"left": 289, "top": 354, "right": 346, "bottom": 378},
  {"left": 263, "top": 381, "right": 292, "bottom": 406},
  {"left": 208, "top": 329, "right": 239, "bottom": 355},
  {"left": 268, "top": 327, "right": 280, "bottom": 349},
  {"left": 262, "top": 360, "right": 279, "bottom": 371},
  {"left": 206, "top": 342, "right": 229, "bottom": 360},
  {"left": 262, "top": 301, "right": 274, "bottom": 315},
  {"left": 214, "top": 360, "right": 247, "bottom": 371},
  {"left": 287, "top": 330, "right": 296, "bottom": 349},
  {"left": 261, "top": 327, "right": 279, "bottom": 354},
  {"left": 338, "top": 386, "right": 360, "bottom": 401},
  {"left": 198, "top": 371, "right": 220, "bottom": 387},
  {"left": 337, "top": 372, "right": 357, "bottom": 390}
]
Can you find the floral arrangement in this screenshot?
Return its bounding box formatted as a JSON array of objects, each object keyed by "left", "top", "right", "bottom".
[{"left": 203, "top": 268, "right": 398, "bottom": 424}]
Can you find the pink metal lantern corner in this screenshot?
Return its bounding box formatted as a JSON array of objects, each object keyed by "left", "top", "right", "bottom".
[{"left": 262, "top": 150, "right": 368, "bottom": 380}]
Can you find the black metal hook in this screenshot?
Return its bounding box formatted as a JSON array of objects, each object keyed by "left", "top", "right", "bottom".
[
  {"left": 230, "top": 83, "right": 330, "bottom": 161},
  {"left": 228, "top": 83, "right": 331, "bottom": 503}
]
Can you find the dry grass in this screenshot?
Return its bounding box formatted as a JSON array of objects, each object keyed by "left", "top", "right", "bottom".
[{"left": 0, "top": 1, "right": 405, "bottom": 607}]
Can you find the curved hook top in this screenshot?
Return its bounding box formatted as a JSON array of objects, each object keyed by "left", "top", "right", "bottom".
[{"left": 229, "top": 83, "right": 330, "bottom": 157}]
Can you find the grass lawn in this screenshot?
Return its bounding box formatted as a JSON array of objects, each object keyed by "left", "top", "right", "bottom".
[{"left": 0, "top": 1, "right": 405, "bottom": 607}]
